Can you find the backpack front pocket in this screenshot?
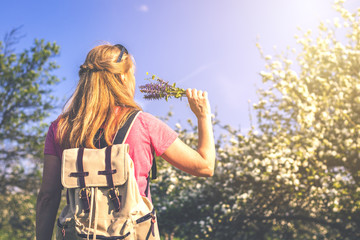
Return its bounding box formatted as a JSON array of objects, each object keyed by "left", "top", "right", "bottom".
[{"left": 56, "top": 218, "right": 82, "bottom": 240}]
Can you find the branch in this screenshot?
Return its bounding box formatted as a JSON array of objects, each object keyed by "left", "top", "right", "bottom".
[{"left": 3, "top": 26, "right": 25, "bottom": 57}]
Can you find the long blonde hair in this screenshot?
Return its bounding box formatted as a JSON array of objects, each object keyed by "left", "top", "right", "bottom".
[{"left": 57, "top": 44, "right": 142, "bottom": 149}]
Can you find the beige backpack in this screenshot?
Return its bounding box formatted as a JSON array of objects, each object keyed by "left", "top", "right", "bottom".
[{"left": 56, "top": 111, "right": 160, "bottom": 240}]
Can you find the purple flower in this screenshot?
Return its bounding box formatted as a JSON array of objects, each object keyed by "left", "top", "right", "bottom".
[
  {"left": 139, "top": 82, "right": 168, "bottom": 99},
  {"left": 139, "top": 76, "right": 186, "bottom": 101}
]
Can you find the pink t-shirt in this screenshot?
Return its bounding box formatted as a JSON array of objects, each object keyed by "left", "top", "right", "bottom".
[{"left": 44, "top": 111, "right": 178, "bottom": 198}]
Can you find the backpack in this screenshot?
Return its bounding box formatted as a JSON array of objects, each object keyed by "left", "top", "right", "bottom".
[{"left": 56, "top": 111, "right": 160, "bottom": 240}]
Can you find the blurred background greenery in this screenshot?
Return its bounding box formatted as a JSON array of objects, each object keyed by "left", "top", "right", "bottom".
[{"left": 1, "top": 1, "right": 359, "bottom": 239}]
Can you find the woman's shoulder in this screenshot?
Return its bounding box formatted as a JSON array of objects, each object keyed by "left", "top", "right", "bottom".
[
  {"left": 48, "top": 116, "right": 61, "bottom": 131},
  {"left": 137, "top": 111, "right": 176, "bottom": 134},
  {"left": 137, "top": 111, "right": 166, "bottom": 126},
  {"left": 138, "top": 111, "right": 156, "bottom": 120}
]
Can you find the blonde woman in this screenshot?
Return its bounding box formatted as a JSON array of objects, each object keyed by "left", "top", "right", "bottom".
[{"left": 36, "top": 44, "right": 215, "bottom": 239}]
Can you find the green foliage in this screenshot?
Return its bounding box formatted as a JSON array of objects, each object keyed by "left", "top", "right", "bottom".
[
  {"left": 0, "top": 194, "right": 37, "bottom": 239},
  {"left": 0, "top": 27, "right": 60, "bottom": 239},
  {"left": 152, "top": 1, "right": 360, "bottom": 239}
]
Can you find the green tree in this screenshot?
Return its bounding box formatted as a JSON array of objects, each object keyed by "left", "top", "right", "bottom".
[
  {"left": 152, "top": 1, "right": 360, "bottom": 239},
  {"left": 0, "top": 27, "right": 60, "bottom": 239}
]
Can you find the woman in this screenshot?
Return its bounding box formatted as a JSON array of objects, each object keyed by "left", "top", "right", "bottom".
[{"left": 36, "top": 44, "right": 215, "bottom": 239}]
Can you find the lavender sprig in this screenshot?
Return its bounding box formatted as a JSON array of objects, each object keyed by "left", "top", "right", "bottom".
[{"left": 139, "top": 73, "right": 186, "bottom": 101}]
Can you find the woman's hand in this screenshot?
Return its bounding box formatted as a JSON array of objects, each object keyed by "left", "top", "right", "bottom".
[{"left": 186, "top": 88, "right": 211, "bottom": 119}]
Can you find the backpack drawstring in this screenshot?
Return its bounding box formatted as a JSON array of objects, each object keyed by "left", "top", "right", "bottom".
[
  {"left": 87, "top": 187, "right": 95, "bottom": 240},
  {"left": 93, "top": 187, "right": 99, "bottom": 240}
]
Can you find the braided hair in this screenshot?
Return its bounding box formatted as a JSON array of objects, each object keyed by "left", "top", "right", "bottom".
[{"left": 57, "top": 44, "right": 141, "bottom": 149}]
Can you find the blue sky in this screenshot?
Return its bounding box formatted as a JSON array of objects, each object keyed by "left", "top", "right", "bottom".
[{"left": 1, "top": 0, "right": 358, "bottom": 132}]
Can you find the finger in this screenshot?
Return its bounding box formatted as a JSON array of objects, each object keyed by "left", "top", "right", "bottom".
[
  {"left": 186, "top": 88, "right": 192, "bottom": 98},
  {"left": 198, "top": 90, "right": 203, "bottom": 98},
  {"left": 192, "top": 88, "right": 197, "bottom": 97},
  {"left": 203, "top": 91, "right": 208, "bottom": 98}
]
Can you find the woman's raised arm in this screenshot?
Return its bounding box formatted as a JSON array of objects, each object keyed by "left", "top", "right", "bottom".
[{"left": 161, "top": 89, "right": 215, "bottom": 177}]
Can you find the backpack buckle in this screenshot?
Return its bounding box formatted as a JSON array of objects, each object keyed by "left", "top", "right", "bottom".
[
  {"left": 79, "top": 188, "right": 91, "bottom": 213},
  {"left": 108, "top": 188, "right": 120, "bottom": 199},
  {"left": 109, "top": 188, "right": 121, "bottom": 212},
  {"left": 79, "top": 188, "right": 91, "bottom": 198}
]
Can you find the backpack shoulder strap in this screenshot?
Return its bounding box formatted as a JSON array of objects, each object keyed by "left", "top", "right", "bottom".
[{"left": 113, "top": 110, "right": 141, "bottom": 144}]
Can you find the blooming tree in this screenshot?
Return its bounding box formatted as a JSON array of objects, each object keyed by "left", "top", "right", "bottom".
[{"left": 152, "top": 1, "right": 360, "bottom": 239}]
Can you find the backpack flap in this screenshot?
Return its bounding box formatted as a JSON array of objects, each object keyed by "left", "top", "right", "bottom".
[{"left": 61, "top": 144, "right": 129, "bottom": 188}]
